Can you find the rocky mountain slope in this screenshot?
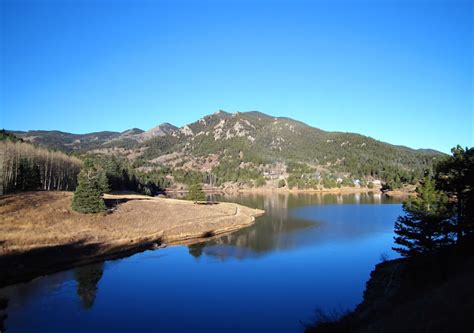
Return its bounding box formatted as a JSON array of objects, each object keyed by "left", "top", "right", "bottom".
[
  {"left": 6, "top": 110, "right": 444, "bottom": 189},
  {"left": 137, "top": 110, "right": 443, "bottom": 187}
]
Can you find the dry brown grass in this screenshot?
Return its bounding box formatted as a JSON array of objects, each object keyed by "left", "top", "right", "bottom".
[{"left": 0, "top": 191, "right": 264, "bottom": 254}]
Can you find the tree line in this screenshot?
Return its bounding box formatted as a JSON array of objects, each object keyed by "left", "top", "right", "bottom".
[
  {"left": 71, "top": 155, "right": 173, "bottom": 213},
  {"left": 87, "top": 154, "right": 170, "bottom": 195},
  {"left": 0, "top": 138, "right": 82, "bottom": 195},
  {"left": 0, "top": 133, "right": 174, "bottom": 214}
]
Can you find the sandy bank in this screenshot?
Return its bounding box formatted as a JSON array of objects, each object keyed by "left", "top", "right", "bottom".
[{"left": 0, "top": 192, "right": 264, "bottom": 287}]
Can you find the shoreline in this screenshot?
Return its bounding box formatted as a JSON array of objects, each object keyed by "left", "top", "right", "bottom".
[
  {"left": 0, "top": 192, "right": 264, "bottom": 287},
  {"left": 239, "top": 187, "right": 381, "bottom": 194},
  {"left": 165, "top": 186, "right": 384, "bottom": 195}
]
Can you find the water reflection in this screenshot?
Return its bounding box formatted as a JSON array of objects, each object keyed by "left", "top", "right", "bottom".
[
  {"left": 188, "top": 192, "right": 402, "bottom": 260},
  {"left": 0, "top": 192, "right": 403, "bottom": 333},
  {"left": 188, "top": 242, "right": 206, "bottom": 259},
  {"left": 74, "top": 263, "right": 104, "bottom": 309},
  {"left": 0, "top": 261, "right": 105, "bottom": 322},
  {"left": 0, "top": 270, "right": 74, "bottom": 308}
]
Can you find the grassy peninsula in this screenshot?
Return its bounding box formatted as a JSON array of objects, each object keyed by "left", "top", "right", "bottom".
[{"left": 0, "top": 191, "right": 264, "bottom": 287}]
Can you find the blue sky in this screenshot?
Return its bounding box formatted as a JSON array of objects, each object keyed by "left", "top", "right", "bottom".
[{"left": 1, "top": 0, "right": 472, "bottom": 153}]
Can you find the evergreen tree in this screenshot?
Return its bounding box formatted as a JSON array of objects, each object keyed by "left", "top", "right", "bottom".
[
  {"left": 186, "top": 182, "right": 206, "bottom": 203},
  {"left": 72, "top": 160, "right": 109, "bottom": 213},
  {"left": 322, "top": 178, "right": 337, "bottom": 189},
  {"left": 435, "top": 146, "right": 474, "bottom": 242},
  {"left": 17, "top": 158, "right": 41, "bottom": 191},
  {"left": 393, "top": 176, "right": 453, "bottom": 257}
]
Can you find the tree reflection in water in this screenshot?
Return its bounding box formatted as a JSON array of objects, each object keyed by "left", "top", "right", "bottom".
[
  {"left": 74, "top": 263, "right": 104, "bottom": 309},
  {"left": 188, "top": 242, "right": 206, "bottom": 258}
]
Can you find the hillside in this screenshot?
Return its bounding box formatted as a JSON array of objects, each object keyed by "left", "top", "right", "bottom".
[
  {"left": 5, "top": 111, "right": 445, "bottom": 190},
  {"left": 137, "top": 111, "right": 443, "bottom": 189},
  {"left": 7, "top": 123, "right": 176, "bottom": 152}
]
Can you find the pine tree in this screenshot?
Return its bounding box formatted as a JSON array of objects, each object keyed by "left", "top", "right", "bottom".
[
  {"left": 393, "top": 176, "right": 453, "bottom": 257},
  {"left": 72, "top": 160, "right": 109, "bottom": 213},
  {"left": 435, "top": 146, "right": 474, "bottom": 242},
  {"left": 186, "top": 182, "right": 206, "bottom": 203},
  {"left": 17, "top": 158, "right": 41, "bottom": 191}
]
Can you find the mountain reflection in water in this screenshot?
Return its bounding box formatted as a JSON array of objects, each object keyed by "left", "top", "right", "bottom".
[{"left": 189, "top": 192, "right": 400, "bottom": 260}]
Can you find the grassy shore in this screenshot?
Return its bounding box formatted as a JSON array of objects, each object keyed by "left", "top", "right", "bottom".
[{"left": 0, "top": 191, "right": 264, "bottom": 287}]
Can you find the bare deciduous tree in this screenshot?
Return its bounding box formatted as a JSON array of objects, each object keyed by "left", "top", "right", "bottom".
[{"left": 0, "top": 140, "right": 82, "bottom": 195}]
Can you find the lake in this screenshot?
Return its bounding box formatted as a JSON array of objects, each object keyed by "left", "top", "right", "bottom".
[{"left": 0, "top": 192, "right": 403, "bottom": 333}]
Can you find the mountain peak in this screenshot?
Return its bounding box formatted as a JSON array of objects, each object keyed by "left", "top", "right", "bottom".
[
  {"left": 214, "top": 109, "right": 230, "bottom": 115},
  {"left": 140, "top": 123, "right": 178, "bottom": 140},
  {"left": 121, "top": 128, "right": 144, "bottom": 135}
]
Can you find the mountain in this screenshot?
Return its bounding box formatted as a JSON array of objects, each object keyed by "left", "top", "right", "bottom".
[
  {"left": 142, "top": 110, "right": 444, "bottom": 161},
  {"left": 8, "top": 130, "right": 123, "bottom": 152},
  {"left": 119, "top": 128, "right": 145, "bottom": 137},
  {"left": 139, "top": 123, "right": 178, "bottom": 140},
  {"left": 6, "top": 111, "right": 445, "bottom": 189},
  {"left": 8, "top": 123, "right": 176, "bottom": 152}
]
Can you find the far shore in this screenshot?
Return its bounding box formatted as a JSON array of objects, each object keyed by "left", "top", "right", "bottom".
[
  {"left": 0, "top": 191, "right": 264, "bottom": 287},
  {"left": 239, "top": 186, "right": 381, "bottom": 194},
  {"left": 165, "top": 186, "right": 385, "bottom": 195}
]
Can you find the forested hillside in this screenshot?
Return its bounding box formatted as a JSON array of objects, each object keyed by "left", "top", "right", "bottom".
[
  {"left": 137, "top": 111, "right": 443, "bottom": 189},
  {"left": 4, "top": 111, "right": 444, "bottom": 190}
]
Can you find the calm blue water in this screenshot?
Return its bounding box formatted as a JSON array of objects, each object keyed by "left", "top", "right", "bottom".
[{"left": 0, "top": 193, "right": 403, "bottom": 333}]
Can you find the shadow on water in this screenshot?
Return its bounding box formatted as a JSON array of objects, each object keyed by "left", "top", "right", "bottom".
[
  {"left": 0, "top": 240, "right": 101, "bottom": 287},
  {"left": 0, "top": 261, "right": 105, "bottom": 311},
  {"left": 0, "top": 297, "right": 7, "bottom": 332},
  {"left": 0, "top": 262, "right": 105, "bottom": 331}
]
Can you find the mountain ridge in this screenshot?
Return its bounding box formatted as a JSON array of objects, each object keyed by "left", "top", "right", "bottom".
[
  {"left": 6, "top": 112, "right": 444, "bottom": 155},
  {"left": 5, "top": 110, "right": 445, "bottom": 189},
  {"left": 7, "top": 122, "right": 178, "bottom": 152}
]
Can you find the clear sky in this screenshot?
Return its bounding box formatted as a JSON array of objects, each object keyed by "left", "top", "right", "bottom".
[{"left": 1, "top": 0, "right": 472, "bottom": 153}]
